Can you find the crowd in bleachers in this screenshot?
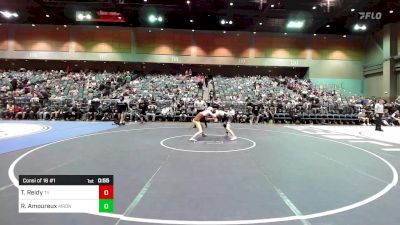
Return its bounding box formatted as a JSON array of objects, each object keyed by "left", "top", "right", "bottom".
[
  {"left": 1, "top": 69, "right": 400, "bottom": 126},
  {"left": 212, "top": 75, "right": 400, "bottom": 125}
]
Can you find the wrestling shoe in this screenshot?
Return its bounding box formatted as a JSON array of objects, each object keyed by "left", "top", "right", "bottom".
[
  {"left": 189, "top": 138, "right": 197, "bottom": 142},
  {"left": 230, "top": 136, "right": 238, "bottom": 141}
]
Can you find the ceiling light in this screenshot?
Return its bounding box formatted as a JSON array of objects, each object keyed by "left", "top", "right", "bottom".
[
  {"left": 343, "top": 35, "right": 346, "bottom": 38},
  {"left": 96, "top": 25, "right": 99, "bottom": 28},
  {"left": 0, "top": 11, "right": 12, "bottom": 18},
  {"left": 46, "top": 14, "right": 50, "bottom": 18},
  {"left": 223, "top": 30, "right": 226, "bottom": 34},
  {"left": 351, "top": 8, "right": 355, "bottom": 12},
  {"left": 326, "top": 24, "right": 330, "bottom": 28},
  {"left": 77, "top": 13, "right": 84, "bottom": 20},
  {"left": 1, "top": 10, "right": 18, "bottom": 19},
  {"left": 157, "top": 16, "right": 163, "bottom": 22},
  {"left": 221, "top": 19, "right": 226, "bottom": 25},
  {"left": 389, "top": 10, "right": 393, "bottom": 14},
  {"left": 186, "top": 0, "right": 190, "bottom": 4},
  {"left": 284, "top": 32, "right": 287, "bottom": 35},
  {"left": 312, "top": 6, "right": 316, "bottom": 10},
  {"left": 253, "top": 31, "right": 256, "bottom": 34},
  {"left": 228, "top": 20, "right": 233, "bottom": 25},
  {"left": 161, "top": 28, "right": 164, "bottom": 30},
  {"left": 118, "top": 16, "right": 122, "bottom": 20},
  {"left": 76, "top": 12, "right": 93, "bottom": 21},
  {"left": 190, "top": 19, "right": 193, "bottom": 23},
  {"left": 259, "top": 22, "right": 263, "bottom": 26},
  {"left": 192, "top": 29, "right": 195, "bottom": 32},
  {"left": 313, "top": 33, "right": 317, "bottom": 36},
  {"left": 271, "top": 4, "right": 275, "bottom": 8},
  {"left": 148, "top": 29, "right": 151, "bottom": 32},
  {"left": 63, "top": 25, "right": 67, "bottom": 28},
  {"left": 287, "top": 20, "right": 305, "bottom": 29},
  {"left": 144, "top": 0, "right": 147, "bottom": 2},
  {"left": 354, "top": 24, "right": 367, "bottom": 31},
  {"left": 32, "top": 24, "right": 35, "bottom": 27},
  {"left": 230, "top": 2, "right": 233, "bottom": 6},
  {"left": 148, "top": 15, "right": 156, "bottom": 23}
]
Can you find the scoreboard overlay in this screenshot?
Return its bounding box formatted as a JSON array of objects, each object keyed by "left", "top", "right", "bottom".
[{"left": 18, "top": 175, "right": 113, "bottom": 213}]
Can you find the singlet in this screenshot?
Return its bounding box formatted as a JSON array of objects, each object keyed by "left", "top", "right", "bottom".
[{"left": 193, "top": 109, "right": 212, "bottom": 121}]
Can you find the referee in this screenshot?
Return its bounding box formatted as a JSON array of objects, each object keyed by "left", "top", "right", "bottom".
[{"left": 374, "top": 99, "right": 384, "bottom": 131}]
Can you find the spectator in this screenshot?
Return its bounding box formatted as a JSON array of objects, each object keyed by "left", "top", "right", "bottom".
[
  {"left": 390, "top": 110, "right": 400, "bottom": 126},
  {"left": 358, "top": 109, "right": 370, "bottom": 125},
  {"left": 146, "top": 102, "right": 157, "bottom": 122}
]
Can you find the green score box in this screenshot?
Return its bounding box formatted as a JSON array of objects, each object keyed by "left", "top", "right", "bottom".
[{"left": 99, "top": 199, "right": 114, "bottom": 213}]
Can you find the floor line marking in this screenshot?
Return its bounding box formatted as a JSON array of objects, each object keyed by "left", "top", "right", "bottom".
[
  {"left": 160, "top": 135, "right": 256, "bottom": 153},
  {"left": 0, "top": 184, "right": 13, "bottom": 192},
  {"left": 313, "top": 152, "right": 390, "bottom": 185},
  {"left": 349, "top": 140, "right": 392, "bottom": 147},
  {"left": 381, "top": 148, "right": 400, "bottom": 152},
  {"left": 0, "top": 156, "right": 81, "bottom": 194},
  {"left": 273, "top": 187, "right": 312, "bottom": 225},
  {"left": 321, "top": 135, "right": 363, "bottom": 140},
  {"left": 247, "top": 153, "right": 312, "bottom": 225},
  {"left": 114, "top": 153, "right": 172, "bottom": 225}
]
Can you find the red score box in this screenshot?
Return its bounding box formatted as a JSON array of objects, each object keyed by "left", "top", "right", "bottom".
[{"left": 99, "top": 185, "right": 114, "bottom": 199}]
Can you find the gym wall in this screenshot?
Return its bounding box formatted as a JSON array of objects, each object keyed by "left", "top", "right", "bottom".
[{"left": 0, "top": 24, "right": 367, "bottom": 95}]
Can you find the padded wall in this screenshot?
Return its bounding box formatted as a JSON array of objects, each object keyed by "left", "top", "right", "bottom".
[
  {"left": 74, "top": 29, "right": 131, "bottom": 53},
  {"left": 0, "top": 26, "right": 8, "bottom": 50},
  {"left": 135, "top": 30, "right": 192, "bottom": 55},
  {"left": 254, "top": 35, "right": 308, "bottom": 59},
  {"left": 14, "top": 27, "right": 69, "bottom": 51},
  {"left": 311, "top": 37, "right": 363, "bottom": 61},
  {"left": 195, "top": 33, "right": 250, "bottom": 57},
  {"left": 364, "top": 75, "right": 383, "bottom": 97}
]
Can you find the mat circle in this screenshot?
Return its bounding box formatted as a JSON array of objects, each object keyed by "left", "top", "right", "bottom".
[{"left": 160, "top": 134, "right": 256, "bottom": 153}]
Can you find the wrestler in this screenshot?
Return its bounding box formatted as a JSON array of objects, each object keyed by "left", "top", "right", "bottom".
[
  {"left": 189, "top": 107, "right": 216, "bottom": 142},
  {"left": 214, "top": 106, "right": 237, "bottom": 140}
]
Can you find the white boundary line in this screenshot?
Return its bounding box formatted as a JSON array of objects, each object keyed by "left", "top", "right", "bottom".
[
  {"left": 160, "top": 135, "right": 256, "bottom": 153},
  {"left": 7, "top": 126, "right": 399, "bottom": 225},
  {"left": 381, "top": 148, "right": 400, "bottom": 152},
  {"left": 0, "top": 123, "right": 51, "bottom": 141}
]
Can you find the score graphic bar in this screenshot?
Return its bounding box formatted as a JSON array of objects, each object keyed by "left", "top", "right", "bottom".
[{"left": 18, "top": 175, "right": 114, "bottom": 213}]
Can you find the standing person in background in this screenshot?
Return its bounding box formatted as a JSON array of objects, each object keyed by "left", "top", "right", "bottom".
[
  {"left": 197, "top": 79, "right": 204, "bottom": 93},
  {"left": 194, "top": 96, "right": 208, "bottom": 128},
  {"left": 250, "top": 99, "right": 262, "bottom": 125},
  {"left": 116, "top": 96, "right": 128, "bottom": 125},
  {"left": 374, "top": 99, "right": 384, "bottom": 131},
  {"left": 138, "top": 98, "right": 149, "bottom": 124}
]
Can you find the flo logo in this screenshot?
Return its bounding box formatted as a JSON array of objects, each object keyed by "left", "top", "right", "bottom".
[{"left": 359, "top": 12, "right": 382, "bottom": 20}]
